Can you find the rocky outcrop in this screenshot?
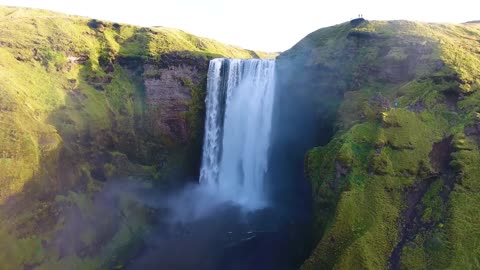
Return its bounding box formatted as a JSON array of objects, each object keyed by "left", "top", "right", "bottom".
[{"left": 143, "top": 64, "right": 203, "bottom": 141}]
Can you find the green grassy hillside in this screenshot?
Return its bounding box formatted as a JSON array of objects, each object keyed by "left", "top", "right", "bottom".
[
  {"left": 3, "top": 5, "right": 479, "bottom": 270},
  {"left": 278, "top": 19, "right": 480, "bottom": 269},
  {"left": 0, "top": 6, "right": 272, "bottom": 269}
]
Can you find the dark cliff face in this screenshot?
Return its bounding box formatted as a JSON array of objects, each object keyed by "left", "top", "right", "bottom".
[
  {"left": 275, "top": 20, "right": 480, "bottom": 269},
  {"left": 115, "top": 52, "right": 210, "bottom": 178},
  {"left": 142, "top": 54, "right": 208, "bottom": 142}
]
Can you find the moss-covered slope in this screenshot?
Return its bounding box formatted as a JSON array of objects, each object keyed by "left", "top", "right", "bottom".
[
  {"left": 277, "top": 19, "right": 480, "bottom": 269},
  {"left": 0, "top": 6, "right": 271, "bottom": 269}
]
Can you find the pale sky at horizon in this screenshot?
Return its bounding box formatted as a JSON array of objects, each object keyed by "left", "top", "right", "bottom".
[{"left": 0, "top": 0, "right": 478, "bottom": 52}]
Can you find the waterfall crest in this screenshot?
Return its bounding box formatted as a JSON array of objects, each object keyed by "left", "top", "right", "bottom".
[{"left": 199, "top": 58, "right": 276, "bottom": 209}]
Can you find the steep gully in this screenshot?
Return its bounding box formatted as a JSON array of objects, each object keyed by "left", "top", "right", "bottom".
[{"left": 125, "top": 58, "right": 313, "bottom": 270}]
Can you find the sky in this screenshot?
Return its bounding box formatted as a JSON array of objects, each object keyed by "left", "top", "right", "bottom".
[{"left": 0, "top": 0, "right": 478, "bottom": 52}]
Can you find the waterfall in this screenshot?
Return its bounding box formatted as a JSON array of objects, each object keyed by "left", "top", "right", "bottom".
[{"left": 199, "top": 58, "right": 276, "bottom": 209}]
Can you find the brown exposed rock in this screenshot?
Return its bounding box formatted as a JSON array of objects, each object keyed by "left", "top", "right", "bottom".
[
  {"left": 429, "top": 136, "right": 454, "bottom": 173},
  {"left": 143, "top": 64, "right": 202, "bottom": 141}
]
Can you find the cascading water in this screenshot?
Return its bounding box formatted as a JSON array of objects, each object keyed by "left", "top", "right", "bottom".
[{"left": 199, "top": 58, "right": 276, "bottom": 209}]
